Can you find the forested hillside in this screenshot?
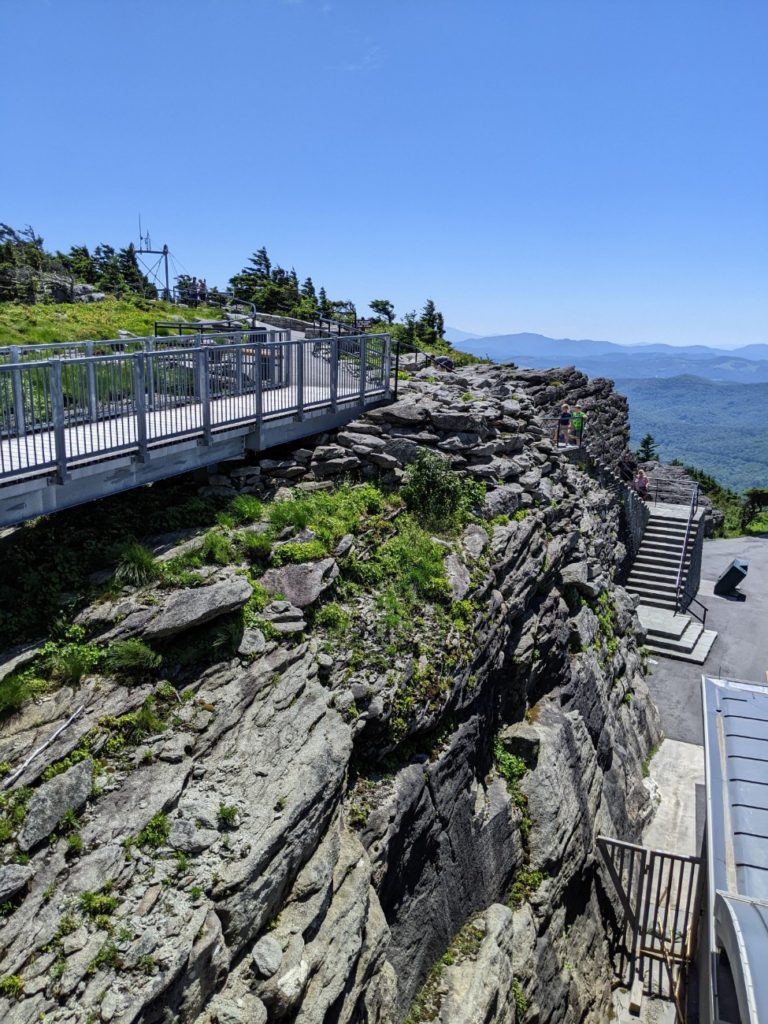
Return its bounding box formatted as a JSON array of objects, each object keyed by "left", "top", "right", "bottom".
[{"left": 617, "top": 375, "right": 768, "bottom": 492}]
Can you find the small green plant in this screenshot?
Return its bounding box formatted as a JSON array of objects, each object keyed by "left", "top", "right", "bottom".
[
  {"left": 314, "top": 602, "right": 350, "bottom": 633},
  {"left": 102, "top": 639, "right": 162, "bottom": 681},
  {"left": 87, "top": 940, "right": 120, "bottom": 975},
  {"left": 512, "top": 978, "right": 528, "bottom": 1015},
  {"left": 401, "top": 449, "right": 484, "bottom": 532},
  {"left": 0, "top": 974, "right": 24, "bottom": 1000},
  {"left": 229, "top": 494, "right": 264, "bottom": 524},
  {"left": 199, "top": 530, "right": 234, "bottom": 566},
  {"left": 271, "top": 539, "right": 327, "bottom": 565},
  {"left": 508, "top": 868, "right": 545, "bottom": 908},
  {"left": 66, "top": 832, "right": 83, "bottom": 856},
  {"left": 80, "top": 889, "right": 119, "bottom": 917},
  {"left": 493, "top": 741, "right": 528, "bottom": 790},
  {"left": 136, "top": 812, "right": 170, "bottom": 849},
  {"left": 241, "top": 531, "right": 273, "bottom": 564},
  {"left": 189, "top": 885, "right": 203, "bottom": 900},
  {"left": 512, "top": 508, "right": 530, "bottom": 522},
  {"left": 115, "top": 543, "right": 159, "bottom": 586},
  {"left": 217, "top": 804, "right": 238, "bottom": 829}
]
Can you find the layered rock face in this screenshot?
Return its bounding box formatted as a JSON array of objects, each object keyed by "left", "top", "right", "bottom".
[
  {"left": 509, "top": 366, "right": 630, "bottom": 472},
  {"left": 0, "top": 364, "right": 660, "bottom": 1024}
]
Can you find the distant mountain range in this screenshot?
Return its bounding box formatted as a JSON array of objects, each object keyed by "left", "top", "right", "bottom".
[
  {"left": 444, "top": 326, "right": 482, "bottom": 345},
  {"left": 615, "top": 376, "right": 768, "bottom": 492},
  {"left": 458, "top": 332, "right": 768, "bottom": 384},
  {"left": 455, "top": 332, "right": 768, "bottom": 492}
]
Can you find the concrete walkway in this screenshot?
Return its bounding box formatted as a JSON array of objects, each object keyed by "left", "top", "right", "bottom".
[
  {"left": 641, "top": 534, "right": 768, "bottom": 857},
  {"left": 644, "top": 534, "right": 768, "bottom": 746}
]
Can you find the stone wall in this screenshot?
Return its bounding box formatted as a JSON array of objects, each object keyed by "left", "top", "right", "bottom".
[{"left": 0, "top": 365, "right": 661, "bottom": 1024}]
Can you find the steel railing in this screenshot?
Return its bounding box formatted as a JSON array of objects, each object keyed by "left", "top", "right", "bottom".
[
  {"left": 0, "top": 332, "right": 390, "bottom": 482},
  {"left": 0, "top": 329, "right": 291, "bottom": 364},
  {"left": 674, "top": 484, "right": 706, "bottom": 625}
]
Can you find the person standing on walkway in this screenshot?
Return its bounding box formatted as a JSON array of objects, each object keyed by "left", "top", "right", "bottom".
[
  {"left": 634, "top": 469, "right": 649, "bottom": 500},
  {"left": 556, "top": 403, "right": 571, "bottom": 446},
  {"left": 570, "top": 404, "right": 585, "bottom": 444}
]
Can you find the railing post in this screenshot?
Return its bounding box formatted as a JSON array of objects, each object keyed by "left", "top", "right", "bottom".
[
  {"left": 234, "top": 344, "right": 243, "bottom": 396},
  {"left": 383, "top": 335, "right": 392, "bottom": 399},
  {"left": 9, "top": 346, "right": 26, "bottom": 437},
  {"left": 146, "top": 338, "right": 156, "bottom": 410},
  {"left": 84, "top": 342, "right": 98, "bottom": 423},
  {"left": 296, "top": 342, "right": 304, "bottom": 421},
  {"left": 133, "top": 355, "right": 148, "bottom": 462},
  {"left": 393, "top": 340, "right": 401, "bottom": 399},
  {"left": 358, "top": 335, "right": 367, "bottom": 405},
  {"left": 254, "top": 342, "right": 263, "bottom": 431},
  {"left": 49, "top": 360, "right": 68, "bottom": 483},
  {"left": 330, "top": 337, "right": 338, "bottom": 412},
  {"left": 197, "top": 348, "right": 211, "bottom": 445}
]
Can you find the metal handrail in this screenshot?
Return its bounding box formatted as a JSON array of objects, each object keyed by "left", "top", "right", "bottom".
[
  {"left": 0, "top": 333, "right": 391, "bottom": 483},
  {"left": 0, "top": 330, "right": 291, "bottom": 361},
  {"left": 674, "top": 484, "right": 700, "bottom": 611}
]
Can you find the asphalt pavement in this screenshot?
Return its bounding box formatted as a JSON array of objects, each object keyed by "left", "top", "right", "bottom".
[{"left": 644, "top": 534, "right": 768, "bottom": 745}]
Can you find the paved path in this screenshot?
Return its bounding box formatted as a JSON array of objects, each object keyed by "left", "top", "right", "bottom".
[
  {"left": 641, "top": 534, "right": 767, "bottom": 861},
  {"left": 644, "top": 534, "right": 768, "bottom": 745}
]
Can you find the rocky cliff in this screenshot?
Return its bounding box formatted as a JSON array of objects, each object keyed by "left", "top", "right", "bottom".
[{"left": 0, "top": 364, "right": 661, "bottom": 1024}]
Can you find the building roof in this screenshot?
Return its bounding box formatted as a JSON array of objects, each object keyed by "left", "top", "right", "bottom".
[{"left": 702, "top": 675, "right": 768, "bottom": 1024}]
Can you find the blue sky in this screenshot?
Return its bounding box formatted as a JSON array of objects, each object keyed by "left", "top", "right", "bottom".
[{"left": 1, "top": 0, "right": 766, "bottom": 347}]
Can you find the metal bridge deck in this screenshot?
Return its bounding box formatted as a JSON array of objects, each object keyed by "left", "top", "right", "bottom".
[{"left": 0, "top": 332, "right": 391, "bottom": 526}]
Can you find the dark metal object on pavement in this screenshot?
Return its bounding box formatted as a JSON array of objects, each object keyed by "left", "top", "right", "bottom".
[{"left": 713, "top": 559, "right": 748, "bottom": 596}]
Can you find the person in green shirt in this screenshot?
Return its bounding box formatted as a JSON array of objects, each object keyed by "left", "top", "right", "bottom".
[{"left": 570, "top": 405, "right": 585, "bottom": 444}]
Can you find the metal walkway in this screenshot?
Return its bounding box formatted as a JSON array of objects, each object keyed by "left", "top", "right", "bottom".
[{"left": 0, "top": 331, "right": 391, "bottom": 526}]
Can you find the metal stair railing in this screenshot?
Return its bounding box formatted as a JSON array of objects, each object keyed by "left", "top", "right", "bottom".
[{"left": 674, "top": 484, "right": 707, "bottom": 627}]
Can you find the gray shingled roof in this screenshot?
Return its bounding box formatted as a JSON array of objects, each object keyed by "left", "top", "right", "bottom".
[{"left": 702, "top": 675, "right": 768, "bottom": 1024}]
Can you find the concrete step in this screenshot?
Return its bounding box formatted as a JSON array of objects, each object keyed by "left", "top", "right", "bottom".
[
  {"left": 643, "top": 528, "right": 689, "bottom": 542},
  {"left": 636, "top": 606, "right": 691, "bottom": 640},
  {"left": 627, "top": 573, "right": 678, "bottom": 592},
  {"left": 630, "top": 580, "right": 680, "bottom": 598},
  {"left": 633, "top": 593, "right": 678, "bottom": 609},
  {"left": 649, "top": 620, "right": 704, "bottom": 654},
  {"left": 639, "top": 538, "right": 687, "bottom": 552},
  {"left": 646, "top": 628, "right": 718, "bottom": 664},
  {"left": 635, "top": 552, "right": 690, "bottom": 566}
]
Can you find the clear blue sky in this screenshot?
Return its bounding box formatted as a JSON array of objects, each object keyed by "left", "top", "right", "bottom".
[{"left": 1, "top": 0, "right": 766, "bottom": 347}]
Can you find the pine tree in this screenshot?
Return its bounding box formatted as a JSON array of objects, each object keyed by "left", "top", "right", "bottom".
[
  {"left": 637, "top": 434, "right": 659, "bottom": 462},
  {"left": 369, "top": 299, "right": 395, "bottom": 323}
]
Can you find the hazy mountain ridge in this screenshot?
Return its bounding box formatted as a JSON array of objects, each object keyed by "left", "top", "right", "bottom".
[
  {"left": 457, "top": 334, "right": 767, "bottom": 491},
  {"left": 461, "top": 332, "right": 768, "bottom": 382},
  {"left": 614, "top": 375, "right": 767, "bottom": 492}
]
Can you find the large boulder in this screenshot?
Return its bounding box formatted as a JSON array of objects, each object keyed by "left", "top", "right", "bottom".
[
  {"left": 142, "top": 577, "right": 253, "bottom": 640},
  {"left": 17, "top": 758, "right": 93, "bottom": 851},
  {"left": 259, "top": 559, "right": 339, "bottom": 609}
]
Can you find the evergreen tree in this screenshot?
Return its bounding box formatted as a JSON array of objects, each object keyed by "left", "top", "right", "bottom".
[
  {"left": 369, "top": 299, "right": 395, "bottom": 323},
  {"left": 67, "top": 245, "right": 97, "bottom": 284},
  {"left": 301, "top": 277, "right": 317, "bottom": 302},
  {"left": 93, "top": 244, "right": 125, "bottom": 293},
  {"left": 317, "top": 287, "right": 332, "bottom": 317},
  {"left": 637, "top": 434, "right": 659, "bottom": 461},
  {"left": 118, "top": 243, "right": 149, "bottom": 294}
]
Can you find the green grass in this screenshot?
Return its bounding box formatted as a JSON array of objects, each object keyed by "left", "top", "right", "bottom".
[{"left": 0, "top": 296, "right": 224, "bottom": 346}]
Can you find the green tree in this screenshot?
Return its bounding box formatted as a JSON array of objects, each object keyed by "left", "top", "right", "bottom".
[
  {"left": 67, "top": 245, "right": 97, "bottom": 284},
  {"left": 369, "top": 299, "right": 395, "bottom": 324},
  {"left": 637, "top": 434, "right": 659, "bottom": 461}
]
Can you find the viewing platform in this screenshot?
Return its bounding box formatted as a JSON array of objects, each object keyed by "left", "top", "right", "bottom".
[{"left": 0, "top": 331, "right": 391, "bottom": 526}]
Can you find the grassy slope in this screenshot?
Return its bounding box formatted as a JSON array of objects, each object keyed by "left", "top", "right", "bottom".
[{"left": 0, "top": 297, "right": 226, "bottom": 346}]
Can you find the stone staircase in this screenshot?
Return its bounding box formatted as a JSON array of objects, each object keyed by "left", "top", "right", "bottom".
[
  {"left": 636, "top": 605, "right": 717, "bottom": 664},
  {"left": 626, "top": 504, "right": 717, "bottom": 662},
  {"left": 626, "top": 508, "right": 699, "bottom": 610}
]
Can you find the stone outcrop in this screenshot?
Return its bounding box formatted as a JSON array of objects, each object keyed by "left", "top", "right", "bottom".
[{"left": 0, "top": 364, "right": 661, "bottom": 1024}]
